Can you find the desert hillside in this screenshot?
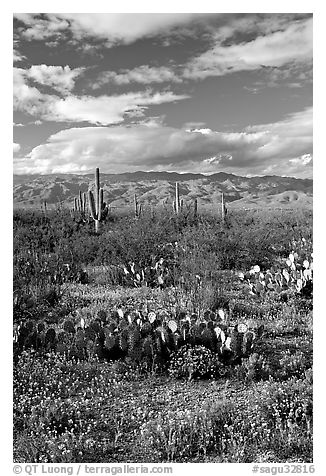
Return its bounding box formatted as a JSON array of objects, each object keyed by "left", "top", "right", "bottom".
[{"left": 13, "top": 171, "right": 313, "bottom": 210}]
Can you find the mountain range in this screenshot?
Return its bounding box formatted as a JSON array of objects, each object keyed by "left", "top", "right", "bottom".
[{"left": 13, "top": 171, "right": 313, "bottom": 210}]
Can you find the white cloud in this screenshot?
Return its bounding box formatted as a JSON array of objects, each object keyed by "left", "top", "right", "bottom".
[
  {"left": 46, "top": 91, "right": 189, "bottom": 125},
  {"left": 89, "top": 15, "right": 312, "bottom": 87},
  {"left": 66, "top": 13, "right": 199, "bottom": 44},
  {"left": 15, "top": 13, "right": 70, "bottom": 40},
  {"left": 28, "top": 65, "right": 85, "bottom": 94},
  {"left": 95, "top": 65, "right": 181, "bottom": 87},
  {"left": 244, "top": 107, "right": 312, "bottom": 164},
  {"left": 13, "top": 48, "right": 26, "bottom": 63},
  {"left": 14, "top": 107, "right": 312, "bottom": 178},
  {"left": 290, "top": 153, "right": 313, "bottom": 166},
  {"left": 186, "top": 128, "right": 212, "bottom": 135},
  {"left": 184, "top": 17, "right": 312, "bottom": 80},
  {"left": 13, "top": 68, "right": 189, "bottom": 125},
  {"left": 14, "top": 65, "right": 84, "bottom": 95},
  {"left": 13, "top": 68, "right": 50, "bottom": 116},
  {"left": 13, "top": 143, "right": 21, "bottom": 154},
  {"left": 15, "top": 13, "right": 199, "bottom": 44}
]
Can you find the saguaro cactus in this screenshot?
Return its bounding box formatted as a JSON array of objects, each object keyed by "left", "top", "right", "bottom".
[
  {"left": 73, "top": 191, "right": 87, "bottom": 216},
  {"left": 82, "top": 192, "right": 87, "bottom": 214},
  {"left": 193, "top": 198, "right": 198, "bottom": 221},
  {"left": 175, "top": 182, "right": 180, "bottom": 214},
  {"left": 88, "top": 168, "right": 108, "bottom": 233},
  {"left": 134, "top": 193, "right": 142, "bottom": 219},
  {"left": 173, "top": 182, "right": 183, "bottom": 214},
  {"left": 221, "top": 193, "right": 227, "bottom": 223},
  {"left": 79, "top": 190, "right": 83, "bottom": 212}
]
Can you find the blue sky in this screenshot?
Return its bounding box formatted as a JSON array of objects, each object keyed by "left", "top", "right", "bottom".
[{"left": 13, "top": 13, "right": 313, "bottom": 177}]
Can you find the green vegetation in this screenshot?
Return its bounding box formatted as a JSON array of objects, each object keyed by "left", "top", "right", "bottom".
[{"left": 13, "top": 205, "right": 313, "bottom": 463}]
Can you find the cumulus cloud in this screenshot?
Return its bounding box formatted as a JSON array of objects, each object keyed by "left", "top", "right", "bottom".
[
  {"left": 51, "top": 91, "right": 189, "bottom": 125},
  {"left": 15, "top": 14, "right": 312, "bottom": 91},
  {"left": 14, "top": 65, "right": 84, "bottom": 95},
  {"left": 15, "top": 13, "right": 199, "bottom": 45},
  {"left": 14, "top": 107, "right": 312, "bottom": 178},
  {"left": 184, "top": 17, "right": 312, "bottom": 80},
  {"left": 89, "top": 15, "right": 312, "bottom": 88},
  {"left": 27, "top": 65, "right": 85, "bottom": 94},
  {"left": 210, "top": 13, "right": 309, "bottom": 44},
  {"left": 13, "top": 67, "right": 189, "bottom": 125},
  {"left": 290, "top": 153, "right": 313, "bottom": 166},
  {"left": 95, "top": 65, "right": 181, "bottom": 87},
  {"left": 13, "top": 67, "right": 50, "bottom": 116},
  {"left": 13, "top": 48, "right": 26, "bottom": 63},
  {"left": 243, "top": 107, "right": 312, "bottom": 165},
  {"left": 15, "top": 13, "right": 70, "bottom": 40}
]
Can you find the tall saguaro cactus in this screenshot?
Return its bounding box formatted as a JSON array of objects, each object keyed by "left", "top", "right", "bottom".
[
  {"left": 173, "top": 182, "right": 183, "bottom": 214},
  {"left": 175, "top": 182, "right": 180, "bottom": 214},
  {"left": 221, "top": 192, "right": 227, "bottom": 223},
  {"left": 193, "top": 198, "right": 198, "bottom": 221},
  {"left": 78, "top": 190, "right": 84, "bottom": 213},
  {"left": 134, "top": 193, "right": 142, "bottom": 219},
  {"left": 73, "top": 191, "right": 87, "bottom": 216},
  {"left": 88, "top": 167, "right": 108, "bottom": 233}
]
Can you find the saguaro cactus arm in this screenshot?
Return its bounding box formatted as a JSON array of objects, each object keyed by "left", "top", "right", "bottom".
[
  {"left": 98, "top": 188, "right": 104, "bottom": 221},
  {"left": 88, "top": 190, "right": 96, "bottom": 219}
]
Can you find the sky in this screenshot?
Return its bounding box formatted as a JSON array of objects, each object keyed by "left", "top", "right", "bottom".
[{"left": 13, "top": 12, "right": 313, "bottom": 178}]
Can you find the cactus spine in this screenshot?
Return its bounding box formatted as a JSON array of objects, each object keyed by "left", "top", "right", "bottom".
[{"left": 88, "top": 168, "right": 107, "bottom": 233}]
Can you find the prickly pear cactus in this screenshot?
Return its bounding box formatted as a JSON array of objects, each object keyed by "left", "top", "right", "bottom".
[
  {"left": 63, "top": 319, "right": 75, "bottom": 334},
  {"left": 118, "top": 330, "right": 129, "bottom": 352},
  {"left": 240, "top": 242, "right": 313, "bottom": 298},
  {"left": 142, "top": 335, "right": 154, "bottom": 357}
]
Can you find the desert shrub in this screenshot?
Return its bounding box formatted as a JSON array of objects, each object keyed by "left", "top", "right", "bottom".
[
  {"left": 168, "top": 345, "right": 227, "bottom": 380},
  {"left": 139, "top": 376, "right": 312, "bottom": 462},
  {"left": 14, "top": 346, "right": 312, "bottom": 463},
  {"left": 234, "top": 353, "right": 272, "bottom": 382},
  {"left": 86, "top": 265, "right": 125, "bottom": 286},
  {"left": 140, "top": 405, "right": 227, "bottom": 461},
  {"left": 13, "top": 206, "right": 313, "bottom": 463},
  {"left": 234, "top": 347, "right": 312, "bottom": 383},
  {"left": 14, "top": 351, "right": 122, "bottom": 462},
  {"left": 255, "top": 377, "right": 313, "bottom": 459}
]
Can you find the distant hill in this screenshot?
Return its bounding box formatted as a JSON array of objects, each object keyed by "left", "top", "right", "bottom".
[{"left": 13, "top": 171, "right": 313, "bottom": 210}]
